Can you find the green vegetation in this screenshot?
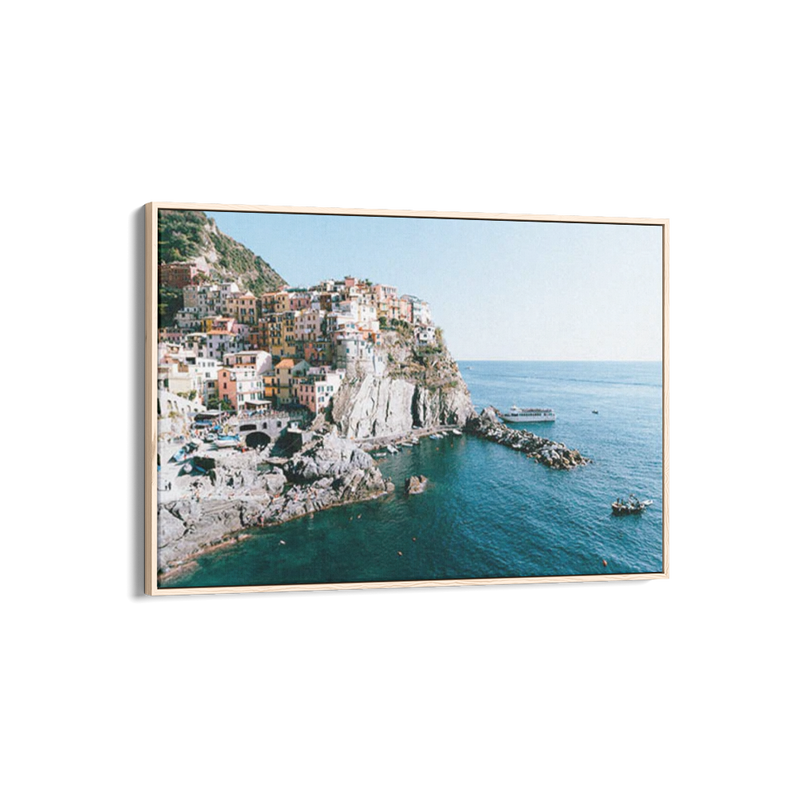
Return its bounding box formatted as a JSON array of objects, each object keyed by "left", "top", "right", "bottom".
[
  {"left": 157, "top": 209, "right": 286, "bottom": 295},
  {"left": 207, "top": 396, "right": 233, "bottom": 411},
  {"left": 208, "top": 227, "right": 282, "bottom": 295},
  {"left": 158, "top": 286, "right": 183, "bottom": 327},
  {"left": 158, "top": 210, "right": 206, "bottom": 264}
]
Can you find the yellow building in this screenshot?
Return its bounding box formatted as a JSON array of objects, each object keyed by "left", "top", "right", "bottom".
[
  {"left": 263, "top": 371, "right": 277, "bottom": 401},
  {"left": 274, "top": 358, "right": 311, "bottom": 404},
  {"left": 261, "top": 290, "right": 290, "bottom": 315},
  {"left": 230, "top": 292, "right": 258, "bottom": 326},
  {"left": 274, "top": 358, "right": 296, "bottom": 404}
]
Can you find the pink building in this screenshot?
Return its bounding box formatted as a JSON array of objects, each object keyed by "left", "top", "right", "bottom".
[
  {"left": 295, "top": 307, "right": 326, "bottom": 341},
  {"left": 295, "top": 368, "right": 344, "bottom": 414},
  {"left": 289, "top": 292, "right": 313, "bottom": 311}
]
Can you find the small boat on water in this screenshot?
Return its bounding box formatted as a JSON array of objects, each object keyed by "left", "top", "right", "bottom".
[
  {"left": 592, "top": 410, "right": 599, "bottom": 415},
  {"left": 452, "top": 429, "right": 463, "bottom": 436},
  {"left": 611, "top": 495, "right": 654, "bottom": 516},
  {"left": 429, "top": 433, "right": 443, "bottom": 440},
  {"left": 500, "top": 406, "right": 556, "bottom": 423},
  {"left": 400, "top": 442, "right": 414, "bottom": 448},
  {"left": 386, "top": 444, "right": 399, "bottom": 454}
]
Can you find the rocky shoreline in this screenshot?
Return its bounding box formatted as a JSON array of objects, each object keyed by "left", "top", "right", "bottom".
[
  {"left": 466, "top": 407, "right": 590, "bottom": 470},
  {"left": 157, "top": 411, "right": 590, "bottom": 581},
  {"left": 157, "top": 431, "right": 393, "bottom": 579}
]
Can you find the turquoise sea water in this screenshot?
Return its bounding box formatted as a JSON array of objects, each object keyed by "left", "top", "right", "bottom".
[{"left": 162, "top": 361, "right": 663, "bottom": 588}]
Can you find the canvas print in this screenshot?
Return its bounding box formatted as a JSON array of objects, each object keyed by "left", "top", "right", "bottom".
[{"left": 147, "top": 205, "right": 667, "bottom": 593}]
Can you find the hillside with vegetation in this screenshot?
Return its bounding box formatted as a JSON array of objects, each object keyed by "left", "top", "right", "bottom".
[{"left": 158, "top": 209, "right": 286, "bottom": 295}]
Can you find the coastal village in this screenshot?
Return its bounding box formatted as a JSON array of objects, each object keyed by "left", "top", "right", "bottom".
[
  {"left": 155, "top": 221, "right": 588, "bottom": 579},
  {"left": 155, "top": 260, "right": 464, "bottom": 576},
  {"left": 158, "top": 266, "right": 436, "bottom": 424}
]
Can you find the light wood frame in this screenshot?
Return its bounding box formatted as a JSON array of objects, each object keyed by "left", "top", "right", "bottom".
[{"left": 144, "top": 200, "right": 672, "bottom": 596}]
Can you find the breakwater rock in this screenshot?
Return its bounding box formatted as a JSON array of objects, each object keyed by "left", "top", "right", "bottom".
[
  {"left": 157, "top": 432, "right": 392, "bottom": 576},
  {"left": 466, "top": 407, "right": 590, "bottom": 470}
]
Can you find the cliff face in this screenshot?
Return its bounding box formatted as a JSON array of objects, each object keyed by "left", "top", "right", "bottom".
[{"left": 330, "top": 329, "right": 475, "bottom": 439}]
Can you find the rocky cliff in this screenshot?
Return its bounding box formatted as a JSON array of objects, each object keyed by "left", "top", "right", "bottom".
[{"left": 330, "top": 326, "right": 475, "bottom": 440}]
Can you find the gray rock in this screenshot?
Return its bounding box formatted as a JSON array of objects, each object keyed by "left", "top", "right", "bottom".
[
  {"left": 157, "top": 508, "right": 186, "bottom": 546},
  {"left": 332, "top": 373, "right": 475, "bottom": 440},
  {"left": 264, "top": 471, "right": 287, "bottom": 495},
  {"left": 405, "top": 475, "right": 429, "bottom": 495}
]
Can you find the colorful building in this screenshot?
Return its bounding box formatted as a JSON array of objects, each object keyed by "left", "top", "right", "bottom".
[
  {"left": 223, "top": 350, "right": 272, "bottom": 375},
  {"left": 261, "top": 290, "right": 290, "bottom": 315},
  {"left": 229, "top": 292, "right": 259, "bottom": 326},
  {"left": 295, "top": 307, "right": 327, "bottom": 341},
  {"left": 295, "top": 368, "right": 344, "bottom": 414},
  {"left": 158, "top": 262, "right": 196, "bottom": 290},
  {"left": 217, "top": 366, "right": 267, "bottom": 412},
  {"left": 206, "top": 329, "right": 238, "bottom": 360},
  {"left": 274, "top": 358, "right": 311, "bottom": 405},
  {"left": 401, "top": 294, "right": 431, "bottom": 326},
  {"left": 303, "top": 339, "right": 332, "bottom": 366}
]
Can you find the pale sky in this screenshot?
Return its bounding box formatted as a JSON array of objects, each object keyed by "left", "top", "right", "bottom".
[{"left": 205, "top": 210, "right": 663, "bottom": 361}]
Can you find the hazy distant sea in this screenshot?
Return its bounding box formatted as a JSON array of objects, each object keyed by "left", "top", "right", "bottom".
[{"left": 162, "top": 361, "right": 663, "bottom": 588}]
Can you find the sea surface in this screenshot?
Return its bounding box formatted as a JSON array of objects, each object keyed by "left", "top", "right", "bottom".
[{"left": 163, "top": 361, "right": 663, "bottom": 588}]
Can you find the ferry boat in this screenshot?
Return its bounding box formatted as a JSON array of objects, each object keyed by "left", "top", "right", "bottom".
[{"left": 499, "top": 406, "right": 556, "bottom": 423}]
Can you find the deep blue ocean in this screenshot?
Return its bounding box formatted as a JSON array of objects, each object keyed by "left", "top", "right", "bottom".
[{"left": 163, "top": 361, "right": 663, "bottom": 588}]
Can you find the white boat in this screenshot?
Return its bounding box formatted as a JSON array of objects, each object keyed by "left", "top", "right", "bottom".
[
  {"left": 213, "top": 436, "right": 241, "bottom": 449},
  {"left": 499, "top": 406, "right": 556, "bottom": 423},
  {"left": 452, "top": 429, "right": 463, "bottom": 436},
  {"left": 386, "top": 444, "right": 399, "bottom": 454},
  {"left": 400, "top": 441, "right": 414, "bottom": 448}
]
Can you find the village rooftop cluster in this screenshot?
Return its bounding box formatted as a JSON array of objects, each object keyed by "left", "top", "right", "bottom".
[{"left": 158, "top": 268, "right": 435, "bottom": 420}]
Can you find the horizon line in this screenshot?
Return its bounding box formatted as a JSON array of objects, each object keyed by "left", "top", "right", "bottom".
[{"left": 453, "top": 358, "right": 663, "bottom": 363}]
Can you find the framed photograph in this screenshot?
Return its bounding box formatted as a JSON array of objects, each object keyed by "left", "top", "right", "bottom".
[{"left": 145, "top": 203, "right": 668, "bottom": 595}]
